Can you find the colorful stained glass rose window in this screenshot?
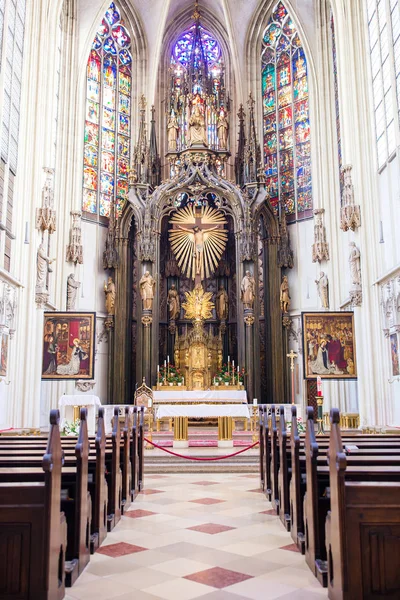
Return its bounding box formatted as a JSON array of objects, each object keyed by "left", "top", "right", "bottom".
[
  {"left": 82, "top": 2, "right": 132, "bottom": 217},
  {"left": 261, "top": 1, "right": 312, "bottom": 221}
]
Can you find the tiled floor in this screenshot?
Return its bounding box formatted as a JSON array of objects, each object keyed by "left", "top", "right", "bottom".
[{"left": 65, "top": 474, "right": 327, "bottom": 600}]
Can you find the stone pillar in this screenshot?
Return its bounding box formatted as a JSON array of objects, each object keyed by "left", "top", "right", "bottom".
[
  {"left": 141, "top": 310, "right": 152, "bottom": 386},
  {"left": 244, "top": 309, "right": 255, "bottom": 402}
]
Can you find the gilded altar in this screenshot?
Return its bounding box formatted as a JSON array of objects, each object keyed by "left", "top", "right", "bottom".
[{"left": 173, "top": 284, "right": 222, "bottom": 391}]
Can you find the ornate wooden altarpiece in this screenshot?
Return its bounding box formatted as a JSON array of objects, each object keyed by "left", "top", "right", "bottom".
[{"left": 103, "top": 2, "right": 294, "bottom": 406}]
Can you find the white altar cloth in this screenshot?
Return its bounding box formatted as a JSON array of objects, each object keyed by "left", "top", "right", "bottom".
[
  {"left": 58, "top": 395, "right": 101, "bottom": 436},
  {"left": 153, "top": 390, "right": 247, "bottom": 404},
  {"left": 156, "top": 404, "right": 250, "bottom": 419}
]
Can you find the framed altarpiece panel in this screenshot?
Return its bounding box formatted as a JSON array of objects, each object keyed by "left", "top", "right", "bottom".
[
  {"left": 302, "top": 312, "right": 357, "bottom": 380},
  {"left": 42, "top": 312, "right": 96, "bottom": 380}
]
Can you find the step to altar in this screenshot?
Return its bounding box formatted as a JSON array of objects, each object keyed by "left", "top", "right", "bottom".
[{"left": 144, "top": 445, "right": 259, "bottom": 473}]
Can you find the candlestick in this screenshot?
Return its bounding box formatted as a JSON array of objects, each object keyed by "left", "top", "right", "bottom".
[
  {"left": 232, "top": 360, "right": 235, "bottom": 369},
  {"left": 182, "top": 376, "right": 184, "bottom": 385},
  {"left": 317, "top": 376, "right": 322, "bottom": 397},
  {"left": 164, "top": 360, "right": 166, "bottom": 368},
  {"left": 253, "top": 398, "right": 258, "bottom": 405},
  {"left": 237, "top": 366, "right": 239, "bottom": 373},
  {"left": 167, "top": 355, "right": 170, "bottom": 364}
]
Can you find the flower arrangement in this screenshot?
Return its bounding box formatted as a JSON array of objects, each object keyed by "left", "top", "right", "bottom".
[
  {"left": 158, "top": 364, "right": 184, "bottom": 385},
  {"left": 213, "top": 364, "right": 246, "bottom": 386},
  {"left": 286, "top": 417, "right": 306, "bottom": 434},
  {"left": 63, "top": 419, "right": 80, "bottom": 436}
]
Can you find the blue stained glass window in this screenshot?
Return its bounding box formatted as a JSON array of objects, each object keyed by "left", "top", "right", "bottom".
[
  {"left": 261, "top": 1, "right": 313, "bottom": 220},
  {"left": 82, "top": 2, "right": 132, "bottom": 217},
  {"left": 172, "top": 25, "right": 221, "bottom": 66}
]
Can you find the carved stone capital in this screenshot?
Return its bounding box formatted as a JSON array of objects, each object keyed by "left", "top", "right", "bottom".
[
  {"left": 35, "top": 290, "right": 49, "bottom": 309},
  {"left": 340, "top": 204, "right": 361, "bottom": 232},
  {"left": 282, "top": 315, "right": 292, "bottom": 329},
  {"left": 312, "top": 241, "right": 330, "bottom": 263},
  {"left": 105, "top": 315, "right": 114, "bottom": 330},
  {"left": 168, "top": 319, "right": 176, "bottom": 335},
  {"left": 350, "top": 286, "right": 363, "bottom": 307},
  {"left": 141, "top": 315, "right": 153, "bottom": 327},
  {"left": 244, "top": 313, "right": 255, "bottom": 327},
  {"left": 75, "top": 380, "right": 96, "bottom": 392}
]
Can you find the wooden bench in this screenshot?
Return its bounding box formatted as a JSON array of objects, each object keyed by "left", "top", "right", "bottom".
[
  {"left": 0, "top": 410, "right": 67, "bottom": 600},
  {"left": 325, "top": 409, "right": 400, "bottom": 599}
]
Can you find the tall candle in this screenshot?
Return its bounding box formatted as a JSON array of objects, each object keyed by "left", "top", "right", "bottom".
[
  {"left": 167, "top": 355, "right": 170, "bottom": 364},
  {"left": 317, "top": 376, "right": 322, "bottom": 397},
  {"left": 182, "top": 376, "right": 184, "bottom": 385},
  {"left": 253, "top": 398, "right": 258, "bottom": 405},
  {"left": 164, "top": 360, "right": 166, "bottom": 368}
]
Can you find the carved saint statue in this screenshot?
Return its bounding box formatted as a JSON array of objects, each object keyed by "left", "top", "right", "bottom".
[
  {"left": 36, "top": 243, "right": 55, "bottom": 290},
  {"left": 280, "top": 275, "right": 291, "bottom": 313},
  {"left": 104, "top": 277, "right": 116, "bottom": 315},
  {"left": 315, "top": 271, "right": 329, "bottom": 309},
  {"left": 167, "top": 113, "right": 179, "bottom": 151},
  {"left": 348, "top": 242, "right": 361, "bottom": 285},
  {"left": 188, "top": 105, "right": 207, "bottom": 147},
  {"left": 217, "top": 112, "right": 229, "bottom": 150},
  {"left": 241, "top": 271, "right": 255, "bottom": 309},
  {"left": 216, "top": 285, "right": 228, "bottom": 320},
  {"left": 67, "top": 273, "right": 81, "bottom": 311},
  {"left": 139, "top": 271, "right": 155, "bottom": 311},
  {"left": 167, "top": 284, "right": 180, "bottom": 320}
]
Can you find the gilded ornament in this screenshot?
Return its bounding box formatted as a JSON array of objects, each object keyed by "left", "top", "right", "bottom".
[{"left": 182, "top": 284, "right": 214, "bottom": 322}]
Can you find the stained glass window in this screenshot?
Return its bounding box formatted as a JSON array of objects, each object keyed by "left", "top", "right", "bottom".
[
  {"left": 367, "top": 0, "right": 399, "bottom": 168},
  {"left": 261, "top": 1, "right": 312, "bottom": 221},
  {"left": 172, "top": 25, "right": 221, "bottom": 66},
  {"left": 330, "top": 12, "right": 344, "bottom": 198},
  {"left": 82, "top": 2, "right": 132, "bottom": 217}
]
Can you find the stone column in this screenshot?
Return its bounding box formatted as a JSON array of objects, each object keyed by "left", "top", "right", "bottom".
[
  {"left": 244, "top": 309, "right": 255, "bottom": 402},
  {"left": 141, "top": 311, "right": 152, "bottom": 386}
]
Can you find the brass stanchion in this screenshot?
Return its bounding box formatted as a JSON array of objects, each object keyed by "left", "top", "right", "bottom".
[
  {"left": 173, "top": 416, "right": 189, "bottom": 448},
  {"left": 218, "top": 416, "right": 233, "bottom": 447}
]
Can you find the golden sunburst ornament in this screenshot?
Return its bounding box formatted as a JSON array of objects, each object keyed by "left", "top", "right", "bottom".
[{"left": 182, "top": 284, "right": 214, "bottom": 321}]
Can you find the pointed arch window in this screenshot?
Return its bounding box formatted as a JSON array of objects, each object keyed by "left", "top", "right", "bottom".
[
  {"left": 82, "top": 2, "right": 132, "bottom": 218},
  {"left": 261, "top": 1, "right": 312, "bottom": 222},
  {"left": 367, "top": 0, "right": 400, "bottom": 169}
]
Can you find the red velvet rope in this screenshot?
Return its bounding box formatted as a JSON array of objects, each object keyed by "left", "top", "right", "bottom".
[{"left": 144, "top": 437, "right": 259, "bottom": 461}]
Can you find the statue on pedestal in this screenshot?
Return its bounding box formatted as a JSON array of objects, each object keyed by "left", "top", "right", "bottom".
[
  {"left": 216, "top": 285, "right": 228, "bottom": 320},
  {"left": 241, "top": 271, "right": 255, "bottom": 309},
  {"left": 67, "top": 273, "right": 81, "bottom": 311},
  {"left": 167, "top": 113, "right": 179, "bottom": 151},
  {"left": 188, "top": 105, "right": 207, "bottom": 147},
  {"left": 168, "top": 284, "right": 180, "bottom": 320},
  {"left": 36, "top": 243, "right": 55, "bottom": 290},
  {"left": 139, "top": 271, "right": 155, "bottom": 310},
  {"left": 280, "top": 275, "right": 291, "bottom": 313},
  {"left": 315, "top": 272, "right": 329, "bottom": 309},
  {"left": 104, "top": 277, "right": 116, "bottom": 315},
  {"left": 217, "top": 112, "right": 229, "bottom": 150}
]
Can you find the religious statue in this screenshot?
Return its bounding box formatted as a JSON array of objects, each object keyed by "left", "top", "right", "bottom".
[
  {"left": 66, "top": 273, "right": 81, "bottom": 311},
  {"left": 167, "top": 113, "right": 179, "bottom": 151},
  {"left": 349, "top": 242, "right": 361, "bottom": 285},
  {"left": 241, "top": 271, "right": 255, "bottom": 309},
  {"left": 139, "top": 270, "right": 155, "bottom": 310},
  {"left": 217, "top": 112, "right": 229, "bottom": 150},
  {"left": 169, "top": 205, "right": 228, "bottom": 281},
  {"left": 182, "top": 284, "right": 214, "bottom": 321},
  {"left": 167, "top": 284, "right": 180, "bottom": 320},
  {"left": 104, "top": 276, "right": 116, "bottom": 315},
  {"left": 188, "top": 105, "right": 207, "bottom": 147},
  {"left": 36, "top": 243, "right": 55, "bottom": 290},
  {"left": 280, "top": 275, "right": 291, "bottom": 313},
  {"left": 216, "top": 285, "right": 228, "bottom": 320},
  {"left": 315, "top": 271, "right": 329, "bottom": 309}
]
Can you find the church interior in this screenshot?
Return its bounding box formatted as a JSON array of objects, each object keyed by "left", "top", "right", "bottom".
[{"left": 0, "top": 0, "right": 400, "bottom": 598}]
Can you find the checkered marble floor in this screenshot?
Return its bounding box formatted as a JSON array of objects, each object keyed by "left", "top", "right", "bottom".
[{"left": 65, "top": 474, "right": 327, "bottom": 600}]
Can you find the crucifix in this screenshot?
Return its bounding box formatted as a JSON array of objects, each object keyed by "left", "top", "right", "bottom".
[
  {"left": 287, "top": 349, "right": 298, "bottom": 405},
  {"left": 169, "top": 204, "right": 228, "bottom": 284}
]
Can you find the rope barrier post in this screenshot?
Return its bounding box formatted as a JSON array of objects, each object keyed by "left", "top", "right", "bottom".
[{"left": 143, "top": 437, "right": 259, "bottom": 461}]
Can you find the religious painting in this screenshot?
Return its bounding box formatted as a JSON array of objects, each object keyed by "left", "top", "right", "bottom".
[
  {"left": 390, "top": 333, "right": 400, "bottom": 377},
  {"left": 0, "top": 334, "right": 9, "bottom": 378},
  {"left": 42, "top": 312, "right": 96, "bottom": 380},
  {"left": 302, "top": 312, "right": 357, "bottom": 380}
]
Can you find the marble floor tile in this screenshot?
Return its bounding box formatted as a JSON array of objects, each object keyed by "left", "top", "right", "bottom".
[{"left": 71, "top": 472, "right": 327, "bottom": 600}]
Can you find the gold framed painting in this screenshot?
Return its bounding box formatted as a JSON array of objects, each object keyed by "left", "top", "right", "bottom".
[
  {"left": 42, "top": 312, "right": 96, "bottom": 380},
  {"left": 302, "top": 312, "right": 357, "bottom": 380}
]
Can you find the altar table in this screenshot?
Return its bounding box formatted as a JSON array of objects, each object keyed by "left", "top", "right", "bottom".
[
  {"left": 153, "top": 390, "right": 247, "bottom": 404},
  {"left": 58, "top": 395, "right": 101, "bottom": 435},
  {"left": 156, "top": 404, "right": 250, "bottom": 449}
]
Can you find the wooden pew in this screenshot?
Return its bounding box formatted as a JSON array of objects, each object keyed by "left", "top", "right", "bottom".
[
  {"left": 277, "top": 405, "right": 291, "bottom": 530},
  {"left": 263, "top": 411, "right": 272, "bottom": 501},
  {"left": 258, "top": 405, "right": 267, "bottom": 490},
  {"left": 91, "top": 406, "right": 108, "bottom": 552},
  {"left": 303, "top": 409, "right": 400, "bottom": 587},
  {"left": 325, "top": 409, "right": 400, "bottom": 600},
  {"left": 269, "top": 405, "right": 279, "bottom": 512},
  {"left": 130, "top": 406, "right": 139, "bottom": 499},
  {"left": 0, "top": 410, "right": 67, "bottom": 600},
  {"left": 289, "top": 405, "right": 305, "bottom": 552},
  {"left": 106, "top": 406, "right": 122, "bottom": 530},
  {"left": 121, "top": 406, "right": 132, "bottom": 513},
  {"left": 137, "top": 406, "right": 145, "bottom": 492}
]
